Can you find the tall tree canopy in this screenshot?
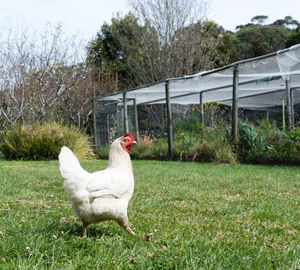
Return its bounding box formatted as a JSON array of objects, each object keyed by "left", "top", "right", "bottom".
[
  {"left": 272, "top": 16, "right": 300, "bottom": 30},
  {"left": 232, "top": 16, "right": 297, "bottom": 59},
  {"left": 285, "top": 27, "right": 300, "bottom": 47},
  {"left": 86, "top": 13, "right": 146, "bottom": 89},
  {"left": 86, "top": 0, "right": 239, "bottom": 89},
  {"left": 87, "top": 11, "right": 300, "bottom": 90}
]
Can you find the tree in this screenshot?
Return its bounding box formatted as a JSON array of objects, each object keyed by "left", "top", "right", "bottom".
[
  {"left": 251, "top": 15, "right": 268, "bottom": 25},
  {"left": 172, "top": 21, "right": 239, "bottom": 72},
  {"left": 233, "top": 16, "right": 300, "bottom": 59},
  {"left": 0, "top": 24, "right": 115, "bottom": 130},
  {"left": 60, "top": 65, "right": 118, "bottom": 130},
  {"left": 87, "top": 0, "right": 235, "bottom": 90},
  {"left": 130, "top": 0, "right": 210, "bottom": 78},
  {"left": 273, "top": 16, "right": 300, "bottom": 30},
  {"left": 285, "top": 27, "right": 300, "bottom": 47},
  {"left": 233, "top": 21, "right": 290, "bottom": 58},
  {"left": 0, "top": 25, "right": 84, "bottom": 126},
  {"left": 87, "top": 13, "right": 148, "bottom": 89},
  {"left": 217, "top": 31, "right": 241, "bottom": 64}
]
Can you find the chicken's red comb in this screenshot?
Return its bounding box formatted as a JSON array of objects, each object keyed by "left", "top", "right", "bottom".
[{"left": 122, "top": 133, "right": 135, "bottom": 141}]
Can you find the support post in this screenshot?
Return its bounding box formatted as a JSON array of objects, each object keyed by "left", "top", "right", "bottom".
[
  {"left": 199, "top": 92, "right": 204, "bottom": 126},
  {"left": 123, "top": 91, "right": 129, "bottom": 134},
  {"left": 133, "top": 98, "right": 139, "bottom": 141},
  {"left": 291, "top": 88, "right": 295, "bottom": 129},
  {"left": 232, "top": 65, "right": 239, "bottom": 144},
  {"left": 106, "top": 114, "right": 110, "bottom": 146},
  {"left": 165, "top": 80, "right": 173, "bottom": 159},
  {"left": 285, "top": 77, "right": 292, "bottom": 130},
  {"left": 93, "top": 98, "right": 100, "bottom": 153}
]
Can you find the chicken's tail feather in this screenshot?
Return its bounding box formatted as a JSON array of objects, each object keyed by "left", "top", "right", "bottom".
[{"left": 58, "top": 146, "right": 89, "bottom": 181}]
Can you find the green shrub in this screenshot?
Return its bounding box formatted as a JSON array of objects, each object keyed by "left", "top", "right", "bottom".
[
  {"left": 0, "top": 122, "right": 94, "bottom": 160},
  {"left": 282, "top": 127, "right": 300, "bottom": 159},
  {"left": 256, "top": 119, "right": 286, "bottom": 149},
  {"left": 238, "top": 119, "right": 299, "bottom": 164},
  {"left": 175, "top": 112, "right": 204, "bottom": 138},
  {"left": 175, "top": 131, "right": 199, "bottom": 160},
  {"left": 130, "top": 134, "right": 155, "bottom": 159},
  {"left": 189, "top": 129, "right": 237, "bottom": 164},
  {"left": 98, "top": 145, "right": 110, "bottom": 159},
  {"left": 101, "top": 118, "right": 298, "bottom": 165},
  {"left": 239, "top": 121, "right": 258, "bottom": 151},
  {"left": 238, "top": 121, "right": 270, "bottom": 161},
  {"left": 131, "top": 138, "right": 169, "bottom": 160}
]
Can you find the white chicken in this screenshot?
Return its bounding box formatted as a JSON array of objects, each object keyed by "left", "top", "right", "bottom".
[{"left": 58, "top": 133, "right": 137, "bottom": 237}]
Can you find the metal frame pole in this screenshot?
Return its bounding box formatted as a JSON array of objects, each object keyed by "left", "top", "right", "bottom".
[
  {"left": 200, "top": 92, "right": 204, "bottom": 126},
  {"left": 285, "top": 77, "right": 292, "bottom": 130},
  {"left": 123, "top": 91, "right": 129, "bottom": 134},
  {"left": 165, "top": 80, "right": 173, "bottom": 159},
  {"left": 133, "top": 98, "right": 139, "bottom": 141},
  {"left": 232, "top": 65, "right": 239, "bottom": 144}
]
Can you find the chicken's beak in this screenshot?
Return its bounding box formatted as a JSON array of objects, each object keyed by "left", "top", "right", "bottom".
[{"left": 132, "top": 140, "right": 137, "bottom": 144}]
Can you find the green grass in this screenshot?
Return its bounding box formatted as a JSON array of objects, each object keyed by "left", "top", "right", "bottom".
[{"left": 0, "top": 159, "right": 299, "bottom": 269}]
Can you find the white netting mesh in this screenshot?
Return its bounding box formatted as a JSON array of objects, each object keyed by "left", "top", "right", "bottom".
[{"left": 98, "top": 44, "right": 300, "bottom": 109}]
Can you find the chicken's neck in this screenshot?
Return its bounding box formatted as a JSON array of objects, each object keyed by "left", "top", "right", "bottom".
[{"left": 107, "top": 143, "right": 133, "bottom": 172}]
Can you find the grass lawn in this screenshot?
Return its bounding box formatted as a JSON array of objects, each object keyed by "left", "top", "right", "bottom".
[{"left": 0, "top": 159, "right": 299, "bottom": 269}]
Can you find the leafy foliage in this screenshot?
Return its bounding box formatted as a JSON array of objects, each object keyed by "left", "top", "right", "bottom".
[
  {"left": 273, "top": 16, "right": 300, "bottom": 29},
  {"left": 283, "top": 128, "right": 300, "bottom": 154},
  {"left": 233, "top": 15, "right": 300, "bottom": 59},
  {"left": 233, "top": 24, "right": 290, "bottom": 58},
  {"left": 239, "top": 121, "right": 259, "bottom": 151},
  {"left": 175, "top": 113, "right": 204, "bottom": 138},
  {"left": 188, "top": 134, "right": 236, "bottom": 163},
  {"left": 217, "top": 32, "right": 241, "bottom": 63},
  {"left": 285, "top": 27, "right": 300, "bottom": 47},
  {"left": 0, "top": 122, "right": 94, "bottom": 160},
  {"left": 128, "top": 119, "right": 236, "bottom": 164},
  {"left": 237, "top": 120, "right": 299, "bottom": 164},
  {"left": 87, "top": 12, "right": 237, "bottom": 90},
  {"left": 87, "top": 13, "right": 146, "bottom": 89}
]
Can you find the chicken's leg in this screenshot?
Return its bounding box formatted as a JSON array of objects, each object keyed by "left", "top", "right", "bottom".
[
  {"left": 118, "top": 217, "right": 135, "bottom": 236},
  {"left": 82, "top": 222, "right": 88, "bottom": 237}
]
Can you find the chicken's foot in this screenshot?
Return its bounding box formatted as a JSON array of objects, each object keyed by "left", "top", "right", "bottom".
[{"left": 125, "top": 226, "right": 135, "bottom": 236}]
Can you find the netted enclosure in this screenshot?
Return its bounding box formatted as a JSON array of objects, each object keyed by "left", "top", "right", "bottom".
[
  {"left": 94, "top": 44, "right": 300, "bottom": 159},
  {"left": 94, "top": 98, "right": 139, "bottom": 152}
]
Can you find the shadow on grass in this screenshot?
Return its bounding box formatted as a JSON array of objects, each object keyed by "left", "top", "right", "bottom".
[{"left": 40, "top": 220, "right": 122, "bottom": 238}]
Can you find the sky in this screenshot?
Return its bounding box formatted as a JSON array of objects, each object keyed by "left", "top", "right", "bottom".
[
  {"left": 0, "top": 0, "right": 300, "bottom": 44},
  {"left": 209, "top": 0, "right": 300, "bottom": 31}
]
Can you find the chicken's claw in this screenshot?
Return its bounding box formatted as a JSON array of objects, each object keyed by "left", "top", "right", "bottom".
[{"left": 125, "top": 226, "right": 135, "bottom": 236}]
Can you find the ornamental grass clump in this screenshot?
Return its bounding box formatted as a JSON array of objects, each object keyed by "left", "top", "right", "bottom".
[
  {"left": 189, "top": 133, "right": 237, "bottom": 164},
  {"left": 131, "top": 137, "right": 169, "bottom": 160},
  {"left": 130, "top": 134, "right": 156, "bottom": 159},
  {"left": 0, "top": 122, "right": 94, "bottom": 160}
]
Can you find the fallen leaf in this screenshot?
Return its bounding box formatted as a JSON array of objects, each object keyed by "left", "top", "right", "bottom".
[{"left": 146, "top": 252, "right": 155, "bottom": 258}]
